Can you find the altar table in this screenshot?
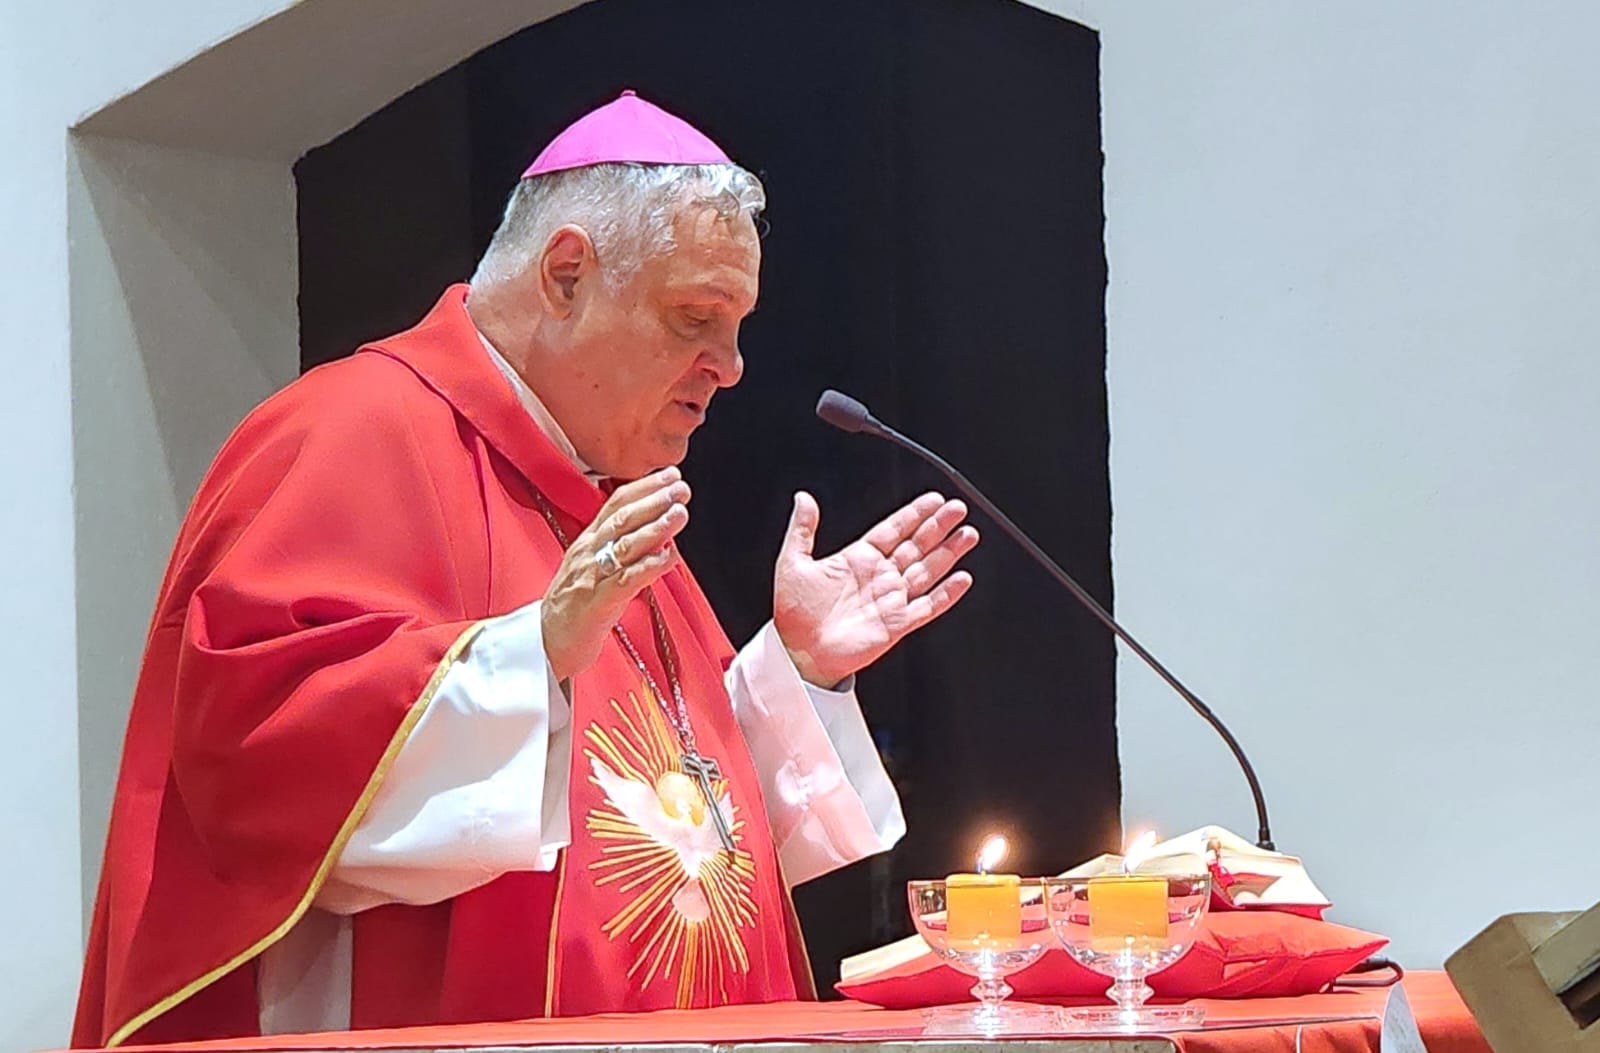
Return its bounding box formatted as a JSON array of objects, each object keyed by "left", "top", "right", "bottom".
[{"left": 91, "top": 974, "right": 1488, "bottom": 1053}]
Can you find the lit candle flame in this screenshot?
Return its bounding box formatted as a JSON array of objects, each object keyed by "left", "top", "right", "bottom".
[
  {"left": 976, "top": 834, "right": 1008, "bottom": 875},
  {"left": 1122, "top": 830, "right": 1159, "bottom": 873}
]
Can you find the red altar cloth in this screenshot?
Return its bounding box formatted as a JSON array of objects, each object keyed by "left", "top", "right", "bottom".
[{"left": 90, "top": 974, "right": 1485, "bottom": 1053}]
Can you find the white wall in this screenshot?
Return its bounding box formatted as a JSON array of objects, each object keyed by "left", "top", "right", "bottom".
[
  {"left": 1033, "top": 0, "right": 1600, "bottom": 965},
  {"left": 1, "top": 4, "right": 304, "bottom": 1049},
  {"left": 0, "top": 16, "right": 86, "bottom": 1050}
]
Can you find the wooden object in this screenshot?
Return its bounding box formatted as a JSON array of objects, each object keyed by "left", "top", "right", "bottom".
[{"left": 1447, "top": 902, "right": 1600, "bottom": 1052}]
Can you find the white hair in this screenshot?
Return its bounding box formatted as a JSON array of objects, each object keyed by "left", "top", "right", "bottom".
[{"left": 469, "top": 163, "right": 767, "bottom": 293}]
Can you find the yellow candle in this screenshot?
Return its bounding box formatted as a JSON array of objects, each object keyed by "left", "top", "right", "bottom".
[
  {"left": 1087, "top": 874, "right": 1169, "bottom": 950},
  {"left": 945, "top": 873, "right": 1022, "bottom": 950}
]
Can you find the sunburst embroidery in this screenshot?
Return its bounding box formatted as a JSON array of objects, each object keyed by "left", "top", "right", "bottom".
[{"left": 583, "top": 685, "right": 759, "bottom": 1008}]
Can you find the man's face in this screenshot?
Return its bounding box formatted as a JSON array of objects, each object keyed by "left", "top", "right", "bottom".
[{"left": 551, "top": 203, "right": 760, "bottom": 481}]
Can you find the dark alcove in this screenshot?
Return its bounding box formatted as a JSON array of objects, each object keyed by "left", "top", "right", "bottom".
[{"left": 296, "top": 0, "right": 1117, "bottom": 997}]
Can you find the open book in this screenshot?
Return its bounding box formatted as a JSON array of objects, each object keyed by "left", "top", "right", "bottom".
[{"left": 1066, "top": 825, "right": 1332, "bottom": 914}]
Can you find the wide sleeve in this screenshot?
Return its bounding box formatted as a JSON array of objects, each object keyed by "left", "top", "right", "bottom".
[
  {"left": 725, "top": 622, "right": 906, "bottom": 887},
  {"left": 166, "top": 360, "right": 494, "bottom": 900}
]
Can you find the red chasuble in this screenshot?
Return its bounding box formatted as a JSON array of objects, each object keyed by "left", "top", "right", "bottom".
[{"left": 74, "top": 286, "right": 814, "bottom": 1048}]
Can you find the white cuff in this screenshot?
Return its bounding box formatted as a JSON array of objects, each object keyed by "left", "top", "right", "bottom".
[
  {"left": 726, "top": 622, "right": 906, "bottom": 887},
  {"left": 316, "top": 600, "right": 572, "bottom": 914}
]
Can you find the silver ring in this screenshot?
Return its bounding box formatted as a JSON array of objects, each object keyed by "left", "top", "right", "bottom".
[{"left": 594, "top": 539, "right": 624, "bottom": 577}]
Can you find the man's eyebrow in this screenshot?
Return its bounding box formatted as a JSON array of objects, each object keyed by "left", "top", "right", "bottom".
[
  {"left": 677, "top": 285, "right": 757, "bottom": 315},
  {"left": 676, "top": 284, "right": 733, "bottom": 302}
]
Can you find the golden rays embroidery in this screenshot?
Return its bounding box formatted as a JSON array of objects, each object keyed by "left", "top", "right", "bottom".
[{"left": 584, "top": 685, "right": 759, "bottom": 1008}]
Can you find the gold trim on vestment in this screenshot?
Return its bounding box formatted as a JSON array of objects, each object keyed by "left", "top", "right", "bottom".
[
  {"left": 543, "top": 848, "right": 568, "bottom": 1017},
  {"left": 105, "top": 622, "right": 491, "bottom": 1047}
]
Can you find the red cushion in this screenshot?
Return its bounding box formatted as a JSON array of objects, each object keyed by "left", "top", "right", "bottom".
[{"left": 835, "top": 912, "right": 1387, "bottom": 1008}]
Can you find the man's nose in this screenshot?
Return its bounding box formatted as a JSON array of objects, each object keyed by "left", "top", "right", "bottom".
[{"left": 704, "top": 342, "right": 744, "bottom": 388}]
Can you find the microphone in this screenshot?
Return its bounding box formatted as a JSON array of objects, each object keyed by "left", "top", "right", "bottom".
[
  {"left": 815, "top": 389, "right": 1276, "bottom": 851},
  {"left": 815, "top": 390, "right": 881, "bottom": 434}
]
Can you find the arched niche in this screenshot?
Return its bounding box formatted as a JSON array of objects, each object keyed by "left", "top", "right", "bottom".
[{"left": 66, "top": 0, "right": 1107, "bottom": 1003}]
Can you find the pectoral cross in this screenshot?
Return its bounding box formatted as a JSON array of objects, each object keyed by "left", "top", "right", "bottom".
[{"left": 681, "top": 750, "right": 737, "bottom": 853}]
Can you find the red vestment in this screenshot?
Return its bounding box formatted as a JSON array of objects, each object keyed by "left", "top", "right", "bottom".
[{"left": 74, "top": 287, "right": 813, "bottom": 1047}]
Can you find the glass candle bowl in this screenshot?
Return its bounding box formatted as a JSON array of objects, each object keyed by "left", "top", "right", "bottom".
[
  {"left": 1042, "top": 865, "right": 1211, "bottom": 1031},
  {"left": 907, "top": 877, "right": 1057, "bottom": 1034}
]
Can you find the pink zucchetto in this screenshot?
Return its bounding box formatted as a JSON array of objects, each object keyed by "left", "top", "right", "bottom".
[{"left": 521, "top": 90, "right": 733, "bottom": 178}]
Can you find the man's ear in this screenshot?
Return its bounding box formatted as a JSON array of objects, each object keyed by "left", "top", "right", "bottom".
[{"left": 540, "top": 225, "right": 597, "bottom": 318}]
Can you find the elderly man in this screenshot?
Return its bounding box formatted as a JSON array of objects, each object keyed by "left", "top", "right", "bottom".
[{"left": 74, "top": 91, "right": 977, "bottom": 1046}]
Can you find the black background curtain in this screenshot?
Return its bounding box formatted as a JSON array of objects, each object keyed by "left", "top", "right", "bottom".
[{"left": 297, "top": 0, "right": 1118, "bottom": 996}]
